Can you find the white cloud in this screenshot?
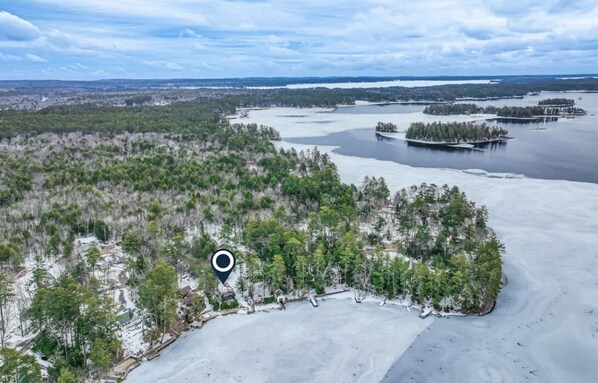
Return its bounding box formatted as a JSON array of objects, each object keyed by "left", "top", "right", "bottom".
[
  {"left": 179, "top": 28, "right": 199, "bottom": 39},
  {"left": 0, "top": 11, "right": 40, "bottom": 41},
  {"left": 70, "top": 62, "right": 88, "bottom": 70},
  {"left": 269, "top": 46, "right": 299, "bottom": 57},
  {"left": 25, "top": 53, "right": 47, "bottom": 62},
  {"left": 0, "top": 52, "right": 22, "bottom": 61},
  {"left": 31, "top": 0, "right": 208, "bottom": 24},
  {"left": 143, "top": 60, "right": 184, "bottom": 71},
  {"left": 59, "top": 62, "right": 89, "bottom": 72},
  {"left": 1, "top": 0, "right": 597, "bottom": 78}
]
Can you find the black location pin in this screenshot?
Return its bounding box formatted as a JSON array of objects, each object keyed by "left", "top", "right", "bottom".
[{"left": 211, "top": 249, "right": 236, "bottom": 284}]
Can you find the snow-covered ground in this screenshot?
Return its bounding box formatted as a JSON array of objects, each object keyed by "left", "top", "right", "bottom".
[{"left": 126, "top": 298, "right": 431, "bottom": 383}]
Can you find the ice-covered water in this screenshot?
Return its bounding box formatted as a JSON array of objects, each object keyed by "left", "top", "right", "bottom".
[
  {"left": 240, "top": 91, "right": 598, "bottom": 183},
  {"left": 125, "top": 299, "right": 431, "bottom": 383}
]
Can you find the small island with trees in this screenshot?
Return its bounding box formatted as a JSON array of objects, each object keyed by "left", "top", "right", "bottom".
[
  {"left": 405, "top": 122, "right": 509, "bottom": 146},
  {"left": 375, "top": 121, "right": 399, "bottom": 133}
]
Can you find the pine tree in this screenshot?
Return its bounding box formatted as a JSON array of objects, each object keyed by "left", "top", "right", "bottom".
[
  {"left": 0, "top": 347, "right": 41, "bottom": 383},
  {"left": 268, "top": 255, "right": 286, "bottom": 291},
  {"left": 138, "top": 262, "right": 178, "bottom": 329}
]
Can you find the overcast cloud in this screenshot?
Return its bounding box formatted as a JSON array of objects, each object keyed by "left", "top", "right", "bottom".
[{"left": 0, "top": 1, "right": 596, "bottom": 80}]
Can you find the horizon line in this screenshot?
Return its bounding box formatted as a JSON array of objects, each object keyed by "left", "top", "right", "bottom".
[{"left": 1, "top": 74, "right": 598, "bottom": 83}]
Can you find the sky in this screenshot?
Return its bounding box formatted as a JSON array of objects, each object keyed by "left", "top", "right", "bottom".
[{"left": 0, "top": 0, "right": 597, "bottom": 80}]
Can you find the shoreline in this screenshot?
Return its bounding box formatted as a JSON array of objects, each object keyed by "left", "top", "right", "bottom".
[
  {"left": 307, "top": 143, "right": 598, "bottom": 382},
  {"left": 374, "top": 131, "right": 508, "bottom": 149},
  {"left": 122, "top": 293, "right": 436, "bottom": 382},
  {"left": 115, "top": 287, "right": 473, "bottom": 381}
]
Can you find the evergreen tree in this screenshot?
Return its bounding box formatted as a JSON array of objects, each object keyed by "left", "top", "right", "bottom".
[
  {"left": 138, "top": 262, "right": 178, "bottom": 328},
  {"left": 0, "top": 347, "right": 42, "bottom": 383}
]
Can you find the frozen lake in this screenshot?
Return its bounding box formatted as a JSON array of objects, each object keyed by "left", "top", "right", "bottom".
[
  {"left": 126, "top": 299, "right": 431, "bottom": 383},
  {"left": 243, "top": 91, "right": 598, "bottom": 183}
]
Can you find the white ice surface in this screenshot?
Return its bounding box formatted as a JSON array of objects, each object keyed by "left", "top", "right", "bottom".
[
  {"left": 125, "top": 299, "right": 431, "bottom": 383},
  {"left": 239, "top": 106, "right": 492, "bottom": 139}
]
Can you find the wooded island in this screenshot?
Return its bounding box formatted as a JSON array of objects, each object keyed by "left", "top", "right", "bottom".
[
  {"left": 375, "top": 121, "right": 399, "bottom": 133},
  {"left": 405, "top": 121, "right": 508, "bottom": 144}
]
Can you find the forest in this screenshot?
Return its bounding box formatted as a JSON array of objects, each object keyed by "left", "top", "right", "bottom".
[
  {"left": 0, "top": 99, "right": 502, "bottom": 382},
  {"left": 405, "top": 122, "right": 508, "bottom": 143}
]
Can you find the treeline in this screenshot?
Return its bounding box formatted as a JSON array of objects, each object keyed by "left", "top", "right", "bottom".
[
  {"left": 424, "top": 99, "right": 586, "bottom": 117},
  {"left": 217, "top": 80, "right": 598, "bottom": 107},
  {"left": 423, "top": 103, "right": 482, "bottom": 115},
  {"left": 375, "top": 122, "right": 398, "bottom": 133},
  {"left": 406, "top": 122, "right": 508, "bottom": 143},
  {"left": 494, "top": 106, "right": 546, "bottom": 118},
  {"left": 424, "top": 104, "right": 586, "bottom": 118},
  {"left": 230, "top": 123, "right": 281, "bottom": 141},
  {"left": 239, "top": 182, "right": 501, "bottom": 313},
  {"left": 0, "top": 99, "right": 236, "bottom": 139},
  {"left": 5, "top": 78, "right": 598, "bottom": 113},
  {"left": 493, "top": 105, "right": 586, "bottom": 117}
]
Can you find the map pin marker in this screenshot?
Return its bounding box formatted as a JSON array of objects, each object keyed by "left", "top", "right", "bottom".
[{"left": 211, "top": 249, "right": 235, "bottom": 284}]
